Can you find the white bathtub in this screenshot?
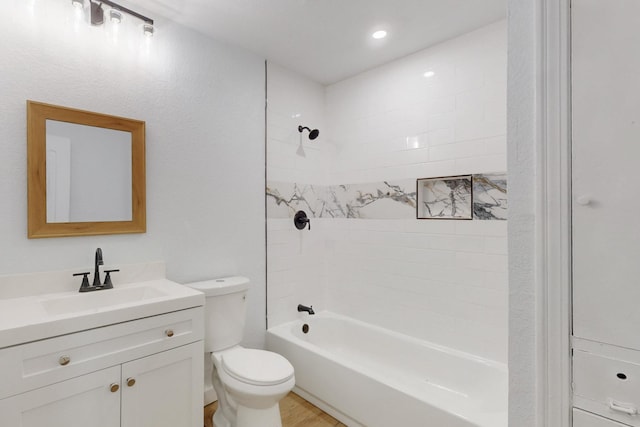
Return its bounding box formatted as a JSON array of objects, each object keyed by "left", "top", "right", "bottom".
[{"left": 266, "top": 312, "right": 507, "bottom": 427}]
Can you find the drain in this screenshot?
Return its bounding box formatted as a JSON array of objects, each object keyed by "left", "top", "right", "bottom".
[{"left": 302, "top": 324, "right": 309, "bottom": 334}]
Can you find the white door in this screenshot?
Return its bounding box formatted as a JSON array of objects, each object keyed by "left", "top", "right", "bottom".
[
  {"left": 572, "top": 0, "right": 640, "bottom": 351},
  {"left": 0, "top": 365, "right": 121, "bottom": 427},
  {"left": 121, "top": 342, "right": 203, "bottom": 427}
]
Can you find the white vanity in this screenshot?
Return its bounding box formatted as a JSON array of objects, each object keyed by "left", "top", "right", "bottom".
[{"left": 0, "top": 263, "right": 205, "bottom": 427}]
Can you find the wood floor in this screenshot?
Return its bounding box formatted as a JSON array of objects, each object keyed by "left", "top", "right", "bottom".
[{"left": 204, "top": 392, "right": 347, "bottom": 427}]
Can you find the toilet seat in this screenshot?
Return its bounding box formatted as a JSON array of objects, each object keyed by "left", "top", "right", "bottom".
[{"left": 221, "top": 348, "right": 294, "bottom": 386}]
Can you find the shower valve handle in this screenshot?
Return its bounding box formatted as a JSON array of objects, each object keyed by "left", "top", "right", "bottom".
[{"left": 294, "top": 210, "right": 311, "bottom": 230}]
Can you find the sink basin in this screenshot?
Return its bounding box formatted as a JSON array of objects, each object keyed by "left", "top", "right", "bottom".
[{"left": 41, "top": 285, "right": 167, "bottom": 316}]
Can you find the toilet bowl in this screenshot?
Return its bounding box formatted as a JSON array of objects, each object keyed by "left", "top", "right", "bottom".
[{"left": 186, "top": 277, "right": 295, "bottom": 427}]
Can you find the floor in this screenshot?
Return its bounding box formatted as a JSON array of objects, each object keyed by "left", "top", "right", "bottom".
[{"left": 204, "top": 392, "right": 348, "bottom": 427}]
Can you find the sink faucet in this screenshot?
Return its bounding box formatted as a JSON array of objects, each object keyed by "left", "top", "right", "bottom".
[
  {"left": 297, "top": 304, "right": 315, "bottom": 315},
  {"left": 93, "top": 248, "right": 104, "bottom": 287},
  {"left": 73, "top": 248, "right": 119, "bottom": 292}
]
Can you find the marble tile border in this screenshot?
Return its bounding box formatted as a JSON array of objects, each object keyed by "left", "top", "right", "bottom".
[{"left": 266, "top": 172, "right": 507, "bottom": 221}]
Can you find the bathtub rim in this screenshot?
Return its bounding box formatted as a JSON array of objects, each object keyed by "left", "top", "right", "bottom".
[{"left": 267, "top": 310, "right": 508, "bottom": 373}]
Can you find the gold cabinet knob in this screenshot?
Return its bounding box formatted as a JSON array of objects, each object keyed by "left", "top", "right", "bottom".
[
  {"left": 58, "top": 355, "right": 71, "bottom": 366},
  {"left": 126, "top": 377, "right": 136, "bottom": 387},
  {"left": 110, "top": 383, "right": 120, "bottom": 393},
  {"left": 165, "top": 329, "right": 174, "bottom": 337}
]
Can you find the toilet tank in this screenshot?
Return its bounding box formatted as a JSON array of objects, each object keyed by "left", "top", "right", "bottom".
[{"left": 185, "top": 276, "right": 250, "bottom": 352}]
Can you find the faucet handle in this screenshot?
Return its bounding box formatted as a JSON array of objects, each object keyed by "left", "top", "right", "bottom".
[
  {"left": 73, "top": 272, "right": 91, "bottom": 292},
  {"left": 103, "top": 269, "right": 120, "bottom": 289}
]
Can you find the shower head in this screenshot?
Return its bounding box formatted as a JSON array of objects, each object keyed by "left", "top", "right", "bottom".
[{"left": 298, "top": 125, "right": 320, "bottom": 140}]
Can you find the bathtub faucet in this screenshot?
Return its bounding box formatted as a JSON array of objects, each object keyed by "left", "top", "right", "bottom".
[{"left": 297, "top": 304, "right": 315, "bottom": 315}]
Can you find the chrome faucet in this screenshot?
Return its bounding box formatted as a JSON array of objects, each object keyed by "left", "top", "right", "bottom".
[
  {"left": 297, "top": 304, "right": 315, "bottom": 315},
  {"left": 73, "top": 248, "right": 119, "bottom": 292}
]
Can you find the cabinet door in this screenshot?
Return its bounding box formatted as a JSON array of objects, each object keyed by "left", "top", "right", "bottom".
[
  {"left": 572, "top": 0, "right": 640, "bottom": 350},
  {"left": 0, "top": 365, "right": 120, "bottom": 427},
  {"left": 121, "top": 342, "right": 203, "bottom": 427}
]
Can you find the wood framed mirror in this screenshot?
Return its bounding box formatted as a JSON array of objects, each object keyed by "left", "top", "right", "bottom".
[{"left": 27, "top": 101, "right": 146, "bottom": 238}]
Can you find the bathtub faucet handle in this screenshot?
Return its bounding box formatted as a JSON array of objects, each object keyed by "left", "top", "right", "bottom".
[{"left": 297, "top": 304, "right": 315, "bottom": 315}]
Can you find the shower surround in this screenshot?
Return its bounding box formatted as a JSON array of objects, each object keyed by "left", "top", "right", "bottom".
[{"left": 266, "top": 20, "right": 507, "bottom": 363}]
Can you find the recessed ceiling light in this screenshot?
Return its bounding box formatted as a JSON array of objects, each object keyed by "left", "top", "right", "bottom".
[
  {"left": 423, "top": 71, "right": 435, "bottom": 78},
  {"left": 372, "top": 30, "right": 387, "bottom": 40}
]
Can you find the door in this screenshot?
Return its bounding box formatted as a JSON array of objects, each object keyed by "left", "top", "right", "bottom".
[
  {"left": 0, "top": 365, "right": 121, "bottom": 427},
  {"left": 121, "top": 342, "right": 203, "bottom": 427},
  {"left": 572, "top": 0, "right": 640, "bottom": 351}
]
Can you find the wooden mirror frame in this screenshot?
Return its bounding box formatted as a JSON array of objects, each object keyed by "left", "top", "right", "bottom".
[{"left": 27, "top": 101, "right": 146, "bottom": 238}]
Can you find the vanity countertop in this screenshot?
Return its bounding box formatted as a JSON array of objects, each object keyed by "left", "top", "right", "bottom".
[{"left": 0, "top": 279, "right": 204, "bottom": 349}]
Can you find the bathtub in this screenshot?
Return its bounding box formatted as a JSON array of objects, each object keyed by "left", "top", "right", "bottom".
[{"left": 266, "top": 312, "right": 507, "bottom": 427}]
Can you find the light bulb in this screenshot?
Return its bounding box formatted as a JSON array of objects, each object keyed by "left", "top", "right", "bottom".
[
  {"left": 110, "top": 9, "right": 122, "bottom": 24},
  {"left": 71, "top": 0, "right": 84, "bottom": 9},
  {"left": 423, "top": 71, "right": 435, "bottom": 78},
  {"left": 143, "top": 23, "right": 154, "bottom": 37}
]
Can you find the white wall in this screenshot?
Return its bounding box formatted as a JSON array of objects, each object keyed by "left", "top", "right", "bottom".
[
  {"left": 267, "top": 21, "right": 508, "bottom": 363},
  {"left": 507, "top": 0, "right": 542, "bottom": 423},
  {"left": 0, "top": 1, "right": 267, "bottom": 347}
]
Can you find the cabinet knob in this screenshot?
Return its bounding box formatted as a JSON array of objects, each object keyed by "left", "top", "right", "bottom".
[
  {"left": 58, "top": 355, "right": 71, "bottom": 366},
  {"left": 127, "top": 377, "right": 136, "bottom": 387},
  {"left": 165, "top": 329, "right": 174, "bottom": 337},
  {"left": 576, "top": 195, "right": 592, "bottom": 206},
  {"left": 110, "top": 383, "right": 120, "bottom": 393}
]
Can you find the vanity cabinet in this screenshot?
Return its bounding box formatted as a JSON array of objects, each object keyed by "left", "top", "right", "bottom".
[
  {"left": 0, "top": 307, "right": 204, "bottom": 427},
  {"left": 0, "top": 366, "right": 121, "bottom": 427},
  {"left": 121, "top": 343, "right": 202, "bottom": 427}
]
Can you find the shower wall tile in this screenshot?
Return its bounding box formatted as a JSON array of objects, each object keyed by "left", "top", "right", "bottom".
[
  {"left": 266, "top": 62, "right": 331, "bottom": 185},
  {"left": 473, "top": 173, "right": 508, "bottom": 220},
  {"left": 266, "top": 20, "right": 507, "bottom": 363},
  {"left": 266, "top": 179, "right": 417, "bottom": 219}
]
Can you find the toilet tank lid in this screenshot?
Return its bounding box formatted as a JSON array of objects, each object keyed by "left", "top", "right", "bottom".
[{"left": 184, "top": 276, "right": 250, "bottom": 296}]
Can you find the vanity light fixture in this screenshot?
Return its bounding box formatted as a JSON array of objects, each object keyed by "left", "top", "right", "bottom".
[
  {"left": 73, "top": 0, "right": 154, "bottom": 36},
  {"left": 90, "top": 0, "right": 105, "bottom": 25}
]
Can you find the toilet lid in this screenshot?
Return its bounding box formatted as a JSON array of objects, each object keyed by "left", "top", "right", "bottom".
[{"left": 221, "top": 348, "right": 294, "bottom": 386}]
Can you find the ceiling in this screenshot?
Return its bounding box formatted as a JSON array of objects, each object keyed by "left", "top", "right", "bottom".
[{"left": 126, "top": 0, "right": 506, "bottom": 85}]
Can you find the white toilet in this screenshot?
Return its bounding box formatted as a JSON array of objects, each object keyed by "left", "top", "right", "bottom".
[{"left": 186, "top": 277, "right": 295, "bottom": 427}]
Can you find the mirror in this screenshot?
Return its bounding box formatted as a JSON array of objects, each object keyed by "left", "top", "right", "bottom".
[{"left": 27, "top": 101, "right": 146, "bottom": 238}]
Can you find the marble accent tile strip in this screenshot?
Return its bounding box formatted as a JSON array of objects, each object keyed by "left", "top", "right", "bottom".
[{"left": 267, "top": 173, "right": 506, "bottom": 221}]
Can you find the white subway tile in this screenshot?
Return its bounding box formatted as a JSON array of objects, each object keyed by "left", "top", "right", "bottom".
[
  {"left": 485, "top": 236, "right": 508, "bottom": 255},
  {"left": 428, "top": 127, "right": 455, "bottom": 146},
  {"left": 429, "top": 139, "right": 487, "bottom": 162}
]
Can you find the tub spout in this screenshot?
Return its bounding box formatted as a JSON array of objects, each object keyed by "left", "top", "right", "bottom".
[{"left": 297, "top": 304, "right": 315, "bottom": 315}]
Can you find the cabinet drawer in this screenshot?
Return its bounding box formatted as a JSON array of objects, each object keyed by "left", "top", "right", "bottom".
[
  {"left": 574, "top": 349, "right": 640, "bottom": 426},
  {"left": 0, "top": 307, "right": 203, "bottom": 400},
  {"left": 574, "top": 408, "right": 631, "bottom": 427}
]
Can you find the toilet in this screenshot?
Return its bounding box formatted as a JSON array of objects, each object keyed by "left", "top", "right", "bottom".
[{"left": 186, "top": 277, "right": 295, "bottom": 427}]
